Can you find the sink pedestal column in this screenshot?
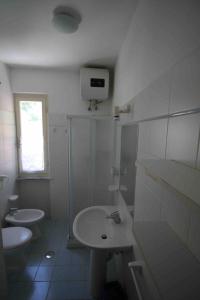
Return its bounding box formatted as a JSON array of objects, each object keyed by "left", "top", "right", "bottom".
[{"left": 90, "top": 249, "right": 107, "bottom": 299}]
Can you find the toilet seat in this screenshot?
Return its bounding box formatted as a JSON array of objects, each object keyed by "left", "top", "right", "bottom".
[{"left": 2, "top": 227, "right": 32, "bottom": 250}]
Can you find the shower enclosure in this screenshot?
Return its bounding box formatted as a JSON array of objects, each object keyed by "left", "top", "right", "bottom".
[{"left": 67, "top": 116, "right": 115, "bottom": 242}]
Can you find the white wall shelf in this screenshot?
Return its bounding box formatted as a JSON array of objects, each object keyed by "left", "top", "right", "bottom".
[
  {"left": 133, "top": 221, "right": 200, "bottom": 300},
  {"left": 136, "top": 159, "right": 200, "bottom": 207}
]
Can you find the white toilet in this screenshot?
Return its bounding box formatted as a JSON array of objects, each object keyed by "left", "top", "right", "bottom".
[
  {"left": 2, "top": 226, "right": 32, "bottom": 270},
  {"left": 5, "top": 195, "right": 45, "bottom": 239}
]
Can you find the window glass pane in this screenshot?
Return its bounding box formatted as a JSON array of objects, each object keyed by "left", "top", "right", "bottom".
[{"left": 19, "top": 100, "right": 44, "bottom": 172}]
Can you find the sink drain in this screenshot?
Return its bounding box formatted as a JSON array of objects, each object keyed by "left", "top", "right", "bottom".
[
  {"left": 45, "top": 251, "right": 55, "bottom": 259},
  {"left": 101, "top": 234, "right": 107, "bottom": 239}
]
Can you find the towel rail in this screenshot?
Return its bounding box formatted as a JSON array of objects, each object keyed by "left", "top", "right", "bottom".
[{"left": 128, "top": 261, "right": 144, "bottom": 300}]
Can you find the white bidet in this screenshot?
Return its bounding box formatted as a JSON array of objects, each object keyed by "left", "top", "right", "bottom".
[{"left": 5, "top": 209, "right": 45, "bottom": 239}]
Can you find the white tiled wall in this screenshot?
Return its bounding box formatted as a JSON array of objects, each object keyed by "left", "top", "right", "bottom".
[
  {"left": 112, "top": 2, "right": 200, "bottom": 297},
  {"left": 137, "top": 119, "right": 168, "bottom": 160},
  {"left": 198, "top": 147, "right": 200, "bottom": 170},
  {"left": 18, "top": 180, "right": 50, "bottom": 216},
  {"left": 188, "top": 204, "right": 200, "bottom": 262},
  {"left": 132, "top": 47, "right": 200, "bottom": 262},
  {"left": 134, "top": 174, "right": 162, "bottom": 222},
  {"left": 0, "top": 62, "right": 17, "bottom": 298},
  {"left": 166, "top": 114, "right": 200, "bottom": 168},
  {"left": 134, "top": 71, "right": 171, "bottom": 121},
  {"left": 0, "top": 221, "right": 7, "bottom": 299},
  {"left": 0, "top": 62, "right": 17, "bottom": 220},
  {"left": 49, "top": 113, "right": 68, "bottom": 220},
  {"left": 161, "top": 186, "right": 191, "bottom": 244},
  {"left": 113, "top": 0, "right": 200, "bottom": 107},
  {"left": 169, "top": 49, "right": 200, "bottom": 113}
]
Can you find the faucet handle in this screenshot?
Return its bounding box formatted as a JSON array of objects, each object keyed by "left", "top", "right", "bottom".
[
  {"left": 110, "top": 210, "right": 119, "bottom": 216},
  {"left": 107, "top": 210, "right": 121, "bottom": 224},
  {"left": 108, "top": 185, "right": 119, "bottom": 192},
  {"left": 120, "top": 185, "right": 128, "bottom": 192},
  {"left": 106, "top": 211, "right": 119, "bottom": 219},
  {"left": 108, "top": 185, "right": 128, "bottom": 192},
  {"left": 9, "top": 207, "right": 18, "bottom": 215}
]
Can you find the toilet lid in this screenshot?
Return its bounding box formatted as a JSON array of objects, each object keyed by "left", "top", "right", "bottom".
[{"left": 2, "top": 227, "right": 32, "bottom": 250}]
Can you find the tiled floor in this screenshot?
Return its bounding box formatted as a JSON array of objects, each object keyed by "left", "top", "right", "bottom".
[{"left": 7, "top": 220, "right": 92, "bottom": 300}]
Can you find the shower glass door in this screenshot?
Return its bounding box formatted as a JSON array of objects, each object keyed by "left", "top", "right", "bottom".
[{"left": 67, "top": 116, "right": 114, "bottom": 241}]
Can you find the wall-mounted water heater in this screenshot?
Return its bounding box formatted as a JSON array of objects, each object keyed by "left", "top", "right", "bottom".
[{"left": 80, "top": 68, "right": 109, "bottom": 101}]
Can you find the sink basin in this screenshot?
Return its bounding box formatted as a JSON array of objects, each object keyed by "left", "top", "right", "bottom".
[
  {"left": 73, "top": 206, "right": 133, "bottom": 298},
  {"left": 73, "top": 206, "right": 132, "bottom": 250}
]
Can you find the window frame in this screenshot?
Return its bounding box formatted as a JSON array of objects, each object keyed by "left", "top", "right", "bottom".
[{"left": 14, "top": 93, "right": 49, "bottom": 178}]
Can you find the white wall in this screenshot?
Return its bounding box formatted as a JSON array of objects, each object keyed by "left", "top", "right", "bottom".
[
  {"left": 0, "top": 222, "right": 7, "bottom": 299},
  {"left": 0, "top": 63, "right": 17, "bottom": 219},
  {"left": 10, "top": 67, "right": 112, "bottom": 220},
  {"left": 18, "top": 180, "right": 50, "bottom": 217},
  {"left": 113, "top": 0, "right": 200, "bottom": 106},
  {"left": 11, "top": 68, "right": 112, "bottom": 115},
  {"left": 0, "top": 62, "right": 16, "bottom": 299},
  {"left": 113, "top": 0, "right": 200, "bottom": 264}
]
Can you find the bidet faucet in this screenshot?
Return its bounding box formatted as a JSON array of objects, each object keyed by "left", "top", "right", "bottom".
[
  {"left": 9, "top": 207, "right": 18, "bottom": 216},
  {"left": 106, "top": 211, "right": 121, "bottom": 224}
]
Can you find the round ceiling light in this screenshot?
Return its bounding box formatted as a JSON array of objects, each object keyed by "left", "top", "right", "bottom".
[{"left": 52, "top": 6, "right": 81, "bottom": 34}]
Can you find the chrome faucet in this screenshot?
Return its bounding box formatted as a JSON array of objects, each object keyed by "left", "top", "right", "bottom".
[
  {"left": 106, "top": 211, "right": 121, "bottom": 224},
  {"left": 9, "top": 207, "right": 18, "bottom": 216}
]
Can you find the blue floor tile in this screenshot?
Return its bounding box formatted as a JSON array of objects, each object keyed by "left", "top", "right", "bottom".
[
  {"left": 47, "top": 281, "right": 91, "bottom": 300},
  {"left": 8, "top": 282, "right": 49, "bottom": 300},
  {"left": 55, "top": 250, "right": 72, "bottom": 265},
  {"left": 51, "top": 265, "right": 85, "bottom": 281},
  {"left": 8, "top": 266, "right": 38, "bottom": 283},
  {"left": 70, "top": 250, "right": 90, "bottom": 265},
  {"left": 27, "top": 254, "right": 43, "bottom": 266},
  {"left": 35, "top": 266, "right": 54, "bottom": 282},
  {"left": 7, "top": 220, "right": 91, "bottom": 300}
]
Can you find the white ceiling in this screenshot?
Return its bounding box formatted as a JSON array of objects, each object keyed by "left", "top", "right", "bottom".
[{"left": 0, "top": 0, "right": 137, "bottom": 69}]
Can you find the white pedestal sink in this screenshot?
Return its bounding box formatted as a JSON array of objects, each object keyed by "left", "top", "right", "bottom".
[{"left": 73, "top": 206, "right": 133, "bottom": 299}]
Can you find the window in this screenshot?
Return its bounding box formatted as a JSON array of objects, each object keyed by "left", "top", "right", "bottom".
[{"left": 15, "top": 94, "right": 49, "bottom": 177}]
